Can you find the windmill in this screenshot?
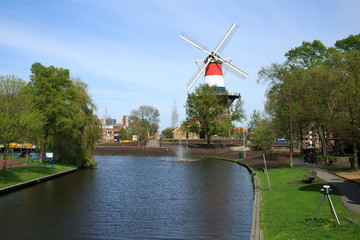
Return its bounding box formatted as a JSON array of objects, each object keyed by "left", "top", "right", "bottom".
[{"left": 179, "top": 22, "right": 248, "bottom": 104}]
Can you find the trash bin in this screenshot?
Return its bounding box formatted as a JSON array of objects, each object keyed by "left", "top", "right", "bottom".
[
  {"left": 239, "top": 152, "right": 243, "bottom": 159},
  {"left": 349, "top": 158, "right": 355, "bottom": 169}
]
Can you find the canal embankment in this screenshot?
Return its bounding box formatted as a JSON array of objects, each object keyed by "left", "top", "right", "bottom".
[{"left": 0, "top": 168, "right": 77, "bottom": 194}]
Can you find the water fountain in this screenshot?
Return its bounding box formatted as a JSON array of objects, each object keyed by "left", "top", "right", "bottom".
[{"left": 176, "top": 139, "right": 187, "bottom": 161}]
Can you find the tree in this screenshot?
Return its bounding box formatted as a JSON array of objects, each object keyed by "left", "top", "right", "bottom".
[
  {"left": 0, "top": 75, "right": 43, "bottom": 170},
  {"left": 258, "top": 64, "right": 305, "bottom": 167},
  {"left": 284, "top": 40, "right": 333, "bottom": 161},
  {"left": 161, "top": 127, "right": 173, "bottom": 138},
  {"left": 129, "top": 105, "right": 160, "bottom": 139},
  {"left": 250, "top": 117, "right": 277, "bottom": 155},
  {"left": 117, "top": 127, "right": 130, "bottom": 141},
  {"left": 171, "top": 99, "right": 179, "bottom": 129},
  {"left": 285, "top": 40, "right": 329, "bottom": 69},
  {"left": 185, "top": 84, "right": 245, "bottom": 145},
  {"left": 302, "top": 65, "right": 338, "bottom": 163},
  {"left": 247, "top": 109, "right": 261, "bottom": 132},
  {"left": 330, "top": 50, "right": 360, "bottom": 168},
  {"left": 71, "top": 78, "right": 101, "bottom": 167},
  {"left": 334, "top": 34, "right": 360, "bottom": 53},
  {"left": 29, "top": 63, "right": 101, "bottom": 167},
  {"left": 29, "top": 63, "right": 73, "bottom": 163}
]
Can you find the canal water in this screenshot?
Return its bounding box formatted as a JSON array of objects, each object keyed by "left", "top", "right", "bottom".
[{"left": 0, "top": 156, "right": 254, "bottom": 239}]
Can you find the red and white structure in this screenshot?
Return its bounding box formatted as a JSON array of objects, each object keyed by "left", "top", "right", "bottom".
[
  {"left": 179, "top": 22, "right": 248, "bottom": 90},
  {"left": 205, "top": 62, "right": 225, "bottom": 90}
]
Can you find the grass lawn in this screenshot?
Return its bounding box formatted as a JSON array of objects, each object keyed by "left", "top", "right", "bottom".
[
  {"left": 0, "top": 155, "right": 77, "bottom": 189},
  {"left": 258, "top": 167, "right": 360, "bottom": 239}
]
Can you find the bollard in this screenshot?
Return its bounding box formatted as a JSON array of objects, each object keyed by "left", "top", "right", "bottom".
[{"left": 349, "top": 158, "right": 355, "bottom": 169}]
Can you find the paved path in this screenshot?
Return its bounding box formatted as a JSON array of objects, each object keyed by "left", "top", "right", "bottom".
[
  {"left": 145, "top": 140, "right": 160, "bottom": 147},
  {"left": 294, "top": 160, "right": 360, "bottom": 215},
  {"left": 0, "top": 159, "right": 27, "bottom": 169}
]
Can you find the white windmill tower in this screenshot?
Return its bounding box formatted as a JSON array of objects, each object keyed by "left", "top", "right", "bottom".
[{"left": 179, "top": 23, "right": 248, "bottom": 104}]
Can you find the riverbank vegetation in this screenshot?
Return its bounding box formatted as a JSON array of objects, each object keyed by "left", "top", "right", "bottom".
[
  {"left": 252, "top": 34, "right": 360, "bottom": 168},
  {"left": 0, "top": 155, "right": 76, "bottom": 188},
  {"left": 258, "top": 167, "right": 360, "bottom": 239},
  {"left": 0, "top": 63, "right": 101, "bottom": 170}
]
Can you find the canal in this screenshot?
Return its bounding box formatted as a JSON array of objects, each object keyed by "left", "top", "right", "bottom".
[{"left": 0, "top": 156, "right": 254, "bottom": 239}]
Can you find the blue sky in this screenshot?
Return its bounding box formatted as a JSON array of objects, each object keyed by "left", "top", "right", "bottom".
[{"left": 1, "top": 0, "right": 359, "bottom": 130}]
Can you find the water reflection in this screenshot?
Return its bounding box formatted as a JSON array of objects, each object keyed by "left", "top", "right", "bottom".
[{"left": 0, "top": 156, "right": 253, "bottom": 239}]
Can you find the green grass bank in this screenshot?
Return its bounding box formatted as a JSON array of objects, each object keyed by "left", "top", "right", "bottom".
[
  {"left": 258, "top": 167, "right": 360, "bottom": 239},
  {"left": 0, "top": 155, "right": 77, "bottom": 189}
]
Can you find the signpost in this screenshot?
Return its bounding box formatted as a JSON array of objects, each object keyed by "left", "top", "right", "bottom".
[{"left": 45, "top": 152, "right": 54, "bottom": 169}]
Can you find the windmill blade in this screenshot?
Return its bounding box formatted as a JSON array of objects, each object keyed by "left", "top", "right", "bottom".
[
  {"left": 179, "top": 33, "right": 212, "bottom": 55},
  {"left": 187, "top": 58, "right": 211, "bottom": 89},
  {"left": 194, "top": 60, "right": 206, "bottom": 77},
  {"left": 226, "top": 65, "right": 248, "bottom": 80},
  {"left": 223, "top": 58, "right": 233, "bottom": 77},
  {"left": 213, "top": 23, "right": 237, "bottom": 54},
  {"left": 221, "top": 59, "right": 248, "bottom": 78},
  {"left": 217, "top": 24, "right": 239, "bottom": 53}
]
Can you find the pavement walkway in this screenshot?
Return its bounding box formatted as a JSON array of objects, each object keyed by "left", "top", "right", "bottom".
[
  {"left": 294, "top": 160, "right": 360, "bottom": 215},
  {"left": 0, "top": 159, "right": 27, "bottom": 169}
]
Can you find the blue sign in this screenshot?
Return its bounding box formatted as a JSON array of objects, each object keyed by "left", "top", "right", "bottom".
[{"left": 44, "top": 152, "right": 54, "bottom": 169}]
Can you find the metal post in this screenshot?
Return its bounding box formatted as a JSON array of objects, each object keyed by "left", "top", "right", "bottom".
[
  {"left": 263, "top": 154, "right": 271, "bottom": 191},
  {"left": 243, "top": 131, "right": 246, "bottom": 159}
]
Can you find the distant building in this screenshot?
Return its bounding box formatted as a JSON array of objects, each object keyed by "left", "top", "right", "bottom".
[
  {"left": 101, "top": 118, "right": 122, "bottom": 143},
  {"left": 101, "top": 118, "right": 116, "bottom": 126},
  {"left": 122, "top": 115, "right": 129, "bottom": 128},
  {"left": 173, "top": 118, "right": 200, "bottom": 139},
  {"left": 173, "top": 126, "right": 200, "bottom": 139}
]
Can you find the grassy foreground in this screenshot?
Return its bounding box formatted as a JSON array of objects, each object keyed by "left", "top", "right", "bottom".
[
  {"left": 0, "top": 156, "right": 76, "bottom": 189},
  {"left": 258, "top": 167, "right": 360, "bottom": 239}
]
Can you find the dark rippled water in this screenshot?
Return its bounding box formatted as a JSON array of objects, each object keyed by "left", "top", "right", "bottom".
[{"left": 0, "top": 156, "right": 253, "bottom": 239}]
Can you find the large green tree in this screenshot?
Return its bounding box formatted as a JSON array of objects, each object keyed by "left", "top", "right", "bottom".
[
  {"left": 329, "top": 50, "right": 360, "bottom": 168},
  {"left": 0, "top": 75, "right": 43, "bottom": 170},
  {"left": 29, "top": 63, "right": 72, "bottom": 163},
  {"left": 257, "top": 34, "right": 360, "bottom": 169},
  {"left": 185, "top": 84, "right": 245, "bottom": 145},
  {"left": 258, "top": 64, "right": 305, "bottom": 167},
  {"left": 29, "top": 63, "right": 101, "bottom": 167},
  {"left": 284, "top": 40, "right": 333, "bottom": 162}
]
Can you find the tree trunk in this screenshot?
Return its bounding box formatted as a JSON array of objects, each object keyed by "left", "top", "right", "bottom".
[
  {"left": 353, "top": 139, "right": 358, "bottom": 169},
  {"left": 39, "top": 135, "right": 47, "bottom": 164},
  {"left": 206, "top": 134, "right": 211, "bottom": 146},
  {"left": 298, "top": 126, "right": 303, "bottom": 152},
  {"left": 317, "top": 125, "right": 329, "bottom": 164},
  {"left": 2, "top": 147, "right": 9, "bottom": 171},
  {"left": 289, "top": 132, "right": 294, "bottom": 168},
  {"left": 299, "top": 127, "right": 304, "bottom": 153},
  {"left": 288, "top": 103, "right": 294, "bottom": 168}
]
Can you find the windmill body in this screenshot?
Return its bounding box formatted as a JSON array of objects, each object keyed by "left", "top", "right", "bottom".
[{"left": 205, "top": 61, "right": 224, "bottom": 91}]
